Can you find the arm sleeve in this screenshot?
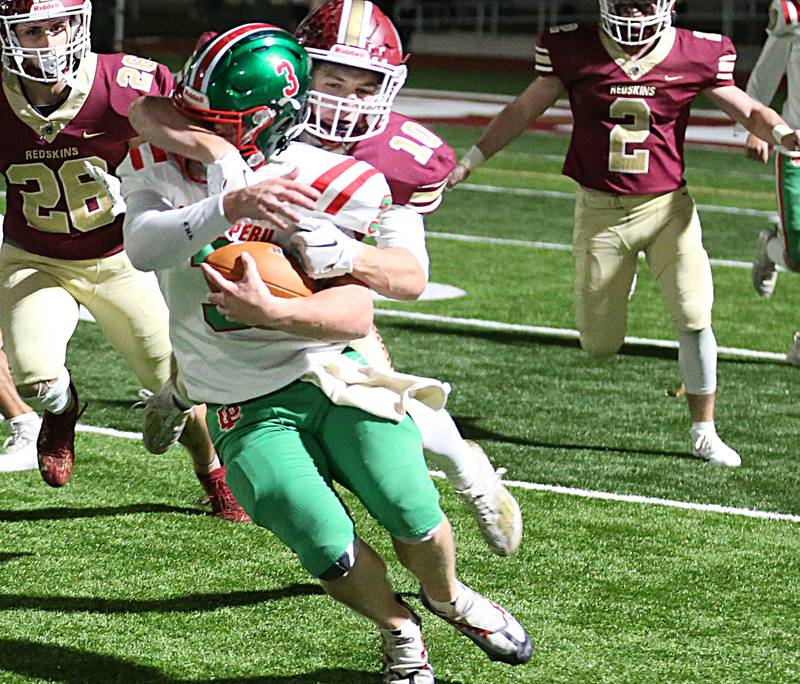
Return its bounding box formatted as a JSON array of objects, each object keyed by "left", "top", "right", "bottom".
[
  {"left": 747, "top": 33, "right": 791, "bottom": 107},
  {"left": 373, "top": 206, "right": 430, "bottom": 277},
  {"left": 122, "top": 190, "right": 231, "bottom": 271}
]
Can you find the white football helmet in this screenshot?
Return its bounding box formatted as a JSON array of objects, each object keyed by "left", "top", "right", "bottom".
[
  {"left": 0, "top": 0, "right": 92, "bottom": 84},
  {"left": 599, "top": 0, "right": 674, "bottom": 46}
]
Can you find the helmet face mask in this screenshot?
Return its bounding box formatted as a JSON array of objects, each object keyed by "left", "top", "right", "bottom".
[
  {"left": 0, "top": 0, "right": 92, "bottom": 84},
  {"left": 173, "top": 23, "right": 311, "bottom": 168},
  {"left": 296, "top": 0, "right": 407, "bottom": 144},
  {"left": 599, "top": 0, "right": 674, "bottom": 46}
]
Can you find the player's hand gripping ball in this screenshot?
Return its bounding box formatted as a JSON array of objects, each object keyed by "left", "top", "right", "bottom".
[{"left": 204, "top": 242, "right": 316, "bottom": 298}]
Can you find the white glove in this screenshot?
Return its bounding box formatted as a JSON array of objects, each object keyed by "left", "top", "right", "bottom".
[
  {"left": 289, "top": 217, "right": 361, "bottom": 279},
  {"left": 206, "top": 149, "right": 254, "bottom": 195},
  {"left": 83, "top": 161, "right": 125, "bottom": 217}
]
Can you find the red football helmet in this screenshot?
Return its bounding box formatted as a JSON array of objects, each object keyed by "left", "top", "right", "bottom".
[
  {"left": 295, "top": 0, "right": 407, "bottom": 143},
  {"left": 0, "top": 0, "right": 92, "bottom": 84}
]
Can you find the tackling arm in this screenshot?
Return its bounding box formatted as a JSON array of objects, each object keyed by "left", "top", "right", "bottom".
[
  {"left": 353, "top": 207, "right": 428, "bottom": 300},
  {"left": 128, "top": 95, "right": 234, "bottom": 163},
  {"left": 448, "top": 75, "right": 565, "bottom": 186}
]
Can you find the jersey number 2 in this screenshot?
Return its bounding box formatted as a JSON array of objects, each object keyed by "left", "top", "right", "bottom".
[{"left": 608, "top": 97, "right": 651, "bottom": 174}]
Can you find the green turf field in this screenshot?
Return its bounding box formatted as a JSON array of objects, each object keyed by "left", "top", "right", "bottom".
[{"left": 1, "top": 125, "right": 799, "bottom": 683}]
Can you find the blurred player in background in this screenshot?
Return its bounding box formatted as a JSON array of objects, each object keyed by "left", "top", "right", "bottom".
[
  {"left": 743, "top": 0, "right": 800, "bottom": 366},
  {"left": 448, "top": 0, "right": 800, "bottom": 468},
  {"left": 0, "top": 0, "right": 246, "bottom": 520},
  {"left": 127, "top": 0, "right": 523, "bottom": 555},
  {"left": 119, "top": 25, "right": 532, "bottom": 682}
]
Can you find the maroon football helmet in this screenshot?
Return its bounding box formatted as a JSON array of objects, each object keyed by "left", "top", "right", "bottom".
[
  {"left": 0, "top": 0, "right": 92, "bottom": 83},
  {"left": 295, "top": 0, "right": 407, "bottom": 143}
]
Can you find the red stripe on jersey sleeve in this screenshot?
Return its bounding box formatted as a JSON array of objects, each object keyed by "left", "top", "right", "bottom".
[
  {"left": 311, "top": 157, "right": 359, "bottom": 193},
  {"left": 151, "top": 146, "right": 168, "bottom": 163},
  {"left": 325, "top": 168, "right": 381, "bottom": 215},
  {"left": 130, "top": 146, "right": 144, "bottom": 170}
]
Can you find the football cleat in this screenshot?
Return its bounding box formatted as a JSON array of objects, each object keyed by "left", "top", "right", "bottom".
[
  {"left": 37, "top": 382, "right": 84, "bottom": 487},
  {"left": 0, "top": 412, "right": 41, "bottom": 472},
  {"left": 691, "top": 431, "right": 741, "bottom": 467},
  {"left": 380, "top": 597, "right": 435, "bottom": 683},
  {"left": 420, "top": 583, "right": 532, "bottom": 666},
  {"left": 134, "top": 380, "right": 193, "bottom": 454},
  {"left": 786, "top": 331, "right": 800, "bottom": 367},
  {"left": 457, "top": 441, "right": 523, "bottom": 556},
  {"left": 752, "top": 228, "right": 778, "bottom": 298},
  {"left": 196, "top": 467, "right": 251, "bottom": 523}
]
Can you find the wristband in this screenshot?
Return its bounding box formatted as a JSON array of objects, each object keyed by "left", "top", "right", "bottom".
[
  {"left": 460, "top": 145, "right": 486, "bottom": 171},
  {"left": 772, "top": 123, "right": 793, "bottom": 146}
]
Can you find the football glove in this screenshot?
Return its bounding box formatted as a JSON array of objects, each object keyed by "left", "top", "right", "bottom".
[
  {"left": 289, "top": 217, "right": 361, "bottom": 279},
  {"left": 83, "top": 161, "right": 125, "bottom": 217}
]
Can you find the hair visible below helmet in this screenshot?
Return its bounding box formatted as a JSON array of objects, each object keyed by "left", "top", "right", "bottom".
[
  {"left": 295, "top": 0, "right": 407, "bottom": 144},
  {"left": 598, "top": 0, "right": 674, "bottom": 46},
  {"left": 0, "top": 0, "right": 91, "bottom": 84},
  {"left": 173, "top": 24, "right": 312, "bottom": 168}
]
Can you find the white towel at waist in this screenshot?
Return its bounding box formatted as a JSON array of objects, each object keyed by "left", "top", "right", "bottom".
[{"left": 300, "top": 354, "right": 450, "bottom": 422}]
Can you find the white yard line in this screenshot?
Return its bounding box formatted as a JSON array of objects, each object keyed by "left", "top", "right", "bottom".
[
  {"left": 432, "top": 472, "right": 800, "bottom": 524},
  {"left": 427, "top": 230, "right": 756, "bottom": 270},
  {"left": 455, "top": 182, "right": 778, "bottom": 219},
  {"left": 70, "top": 424, "right": 799, "bottom": 524},
  {"left": 374, "top": 309, "right": 787, "bottom": 362}
]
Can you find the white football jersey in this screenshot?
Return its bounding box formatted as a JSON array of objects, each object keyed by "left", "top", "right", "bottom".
[
  {"left": 747, "top": 0, "right": 800, "bottom": 128},
  {"left": 118, "top": 141, "right": 391, "bottom": 405}
]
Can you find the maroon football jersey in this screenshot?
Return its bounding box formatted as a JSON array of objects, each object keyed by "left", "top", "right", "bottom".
[
  {"left": 350, "top": 112, "right": 456, "bottom": 214},
  {"left": 536, "top": 25, "right": 736, "bottom": 195},
  {"left": 0, "top": 52, "right": 173, "bottom": 259}
]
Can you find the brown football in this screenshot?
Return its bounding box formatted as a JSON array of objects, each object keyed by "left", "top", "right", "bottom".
[{"left": 204, "top": 242, "right": 316, "bottom": 298}]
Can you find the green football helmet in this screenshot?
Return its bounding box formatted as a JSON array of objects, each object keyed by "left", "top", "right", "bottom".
[{"left": 173, "top": 24, "right": 312, "bottom": 167}]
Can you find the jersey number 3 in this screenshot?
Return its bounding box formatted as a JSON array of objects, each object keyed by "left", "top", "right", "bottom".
[{"left": 608, "top": 97, "right": 651, "bottom": 174}]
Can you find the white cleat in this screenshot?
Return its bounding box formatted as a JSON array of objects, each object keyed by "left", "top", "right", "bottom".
[
  {"left": 421, "top": 583, "right": 532, "bottom": 666},
  {"left": 133, "top": 380, "right": 193, "bottom": 454},
  {"left": 380, "top": 599, "right": 435, "bottom": 683},
  {"left": 752, "top": 229, "right": 778, "bottom": 298},
  {"left": 0, "top": 412, "right": 41, "bottom": 472},
  {"left": 786, "top": 331, "right": 800, "bottom": 367},
  {"left": 457, "top": 441, "right": 522, "bottom": 556},
  {"left": 691, "top": 431, "right": 741, "bottom": 467}
]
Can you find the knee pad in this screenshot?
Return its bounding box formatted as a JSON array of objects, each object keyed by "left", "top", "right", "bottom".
[
  {"left": 678, "top": 327, "right": 717, "bottom": 395},
  {"left": 19, "top": 367, "right": 71, "bottom": 413},
  {"left": 318, "top": 538, "right": 360, "bottom": 581}
]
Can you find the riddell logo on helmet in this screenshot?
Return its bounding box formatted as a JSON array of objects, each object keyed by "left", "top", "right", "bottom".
[
  {"left": 31, "top": 2, "right": 67, "bottom": 13},
  {"left": 330, "top": 44, "right": 371, "bottom": 60},
  {"left": 181, "top": 86, "right": 209, "bottom": 109}
]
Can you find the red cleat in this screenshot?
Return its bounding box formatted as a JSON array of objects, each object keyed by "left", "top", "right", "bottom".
[
  {"left": 37, "top": 382, "right": 84, "bottom": 488},
  {"left": 196, "top": 466, "right": 250, "bottom": 523}
]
